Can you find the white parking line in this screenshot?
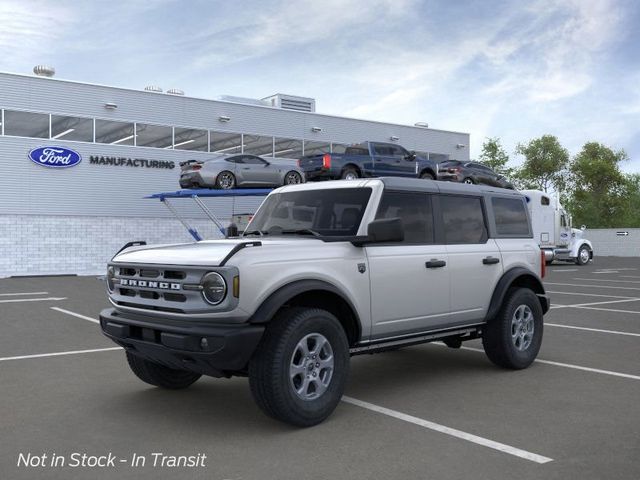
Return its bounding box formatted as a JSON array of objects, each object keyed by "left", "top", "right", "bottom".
[
  {"left": 447, "top": 345, "right": 640, "bottom": 381},
  {"left": 546, "top": 323, "right": 640, "bottom": 337},
  {"left": 550, "top": 298, "right": 640, "bottom": 310},
  {"left": 621, "top": 275, "right": 640, "bottom": 279},
  {"left": 573, "top": 306, "right": 640, "bottom": 315},
  {"left": 0, "top": 297, "right": 67, "bottom": 304},
  {"left": 50, "top": 307, "right": 99, "bottom": 324},
  {"left": 550, "top": 269, "right": 578, "bottom": 272},
  {"left": 342, "top": 396, "right": 553, "bottom": 464},
  {"left": 0, "top": 292, "right": 49, "bottom": 296},
  {"left": 573, "top": 278, "right": 640, "bottom": 284},
  {"left": 545, "top": 282, "right": 640, "bottom": 291},
  {"left": 0, "top": 347, "right": 122, "bottom": 362},
  {"left": 546, "top": 291, "right": 638, "bottom": 300}
]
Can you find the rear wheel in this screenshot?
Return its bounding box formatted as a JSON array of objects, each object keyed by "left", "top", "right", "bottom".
[
  {"left": 576, "top": 245, "right": 591, "bottom": 265},
  {"left": 482, "top": 288, "right": 543, "bottom": 369},
  {"left": 341, "top": 167, "right": 359, "bottom": 180},
  {"left": 420, "top": 171, "right": 435, "bottom": 180},
  {"left": 284, "top": 171, "right": 303, "bottom": 185},
  {"left": 249, "top": 307, "right": 349, "bottom": 427},
  {"left": 126, "top": 352, "right": 201, "bottom": 389},
  {"left": 463, "top": 177, "right": 474, "bottom": 185},
  {"left": 215, "top": 171, "right": 236, "bottom": 189}
]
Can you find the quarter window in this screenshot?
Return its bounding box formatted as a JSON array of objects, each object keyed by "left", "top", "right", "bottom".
[
  {"left": 440, "top": 195, "right": 487, "bottom": 244},
  {"left": 492, "top": 197, "right": 530, "bottom": 236},
  {"left": 375, "top": 191, "right": 434, "bottom": 244}
]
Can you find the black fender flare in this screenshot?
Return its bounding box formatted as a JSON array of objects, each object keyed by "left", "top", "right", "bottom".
[
  {"left": 419, "top": 167, "right": 437, "bottom": 179},
  {"left": 248, "top": 279, "right": 362, "bottom": 335},
  {"left": 485, "top": 267, "right": 549, "bottom": 321}
]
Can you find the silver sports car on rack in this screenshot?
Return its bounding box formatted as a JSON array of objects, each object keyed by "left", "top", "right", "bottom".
[{"left": 179, "top": 154, "right": 305, "bottom": 189}]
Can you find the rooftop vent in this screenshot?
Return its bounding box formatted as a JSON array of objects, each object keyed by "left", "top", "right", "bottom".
[
  {"left": 167, "top": 88, "right": 184, "bottom": 96},
  {"left": 33, "top": 65, "right": 55, "bottom": 77},
  {"left": 144, "top": 85, "right": 163, "bottom": 93},
  {"left": 262, "top": 94, "right": 316, "bottom": 113}
]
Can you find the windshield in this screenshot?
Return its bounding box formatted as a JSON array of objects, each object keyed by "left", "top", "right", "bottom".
[{"left": 244, "top": 188, "right": 372, "bottom": 237}]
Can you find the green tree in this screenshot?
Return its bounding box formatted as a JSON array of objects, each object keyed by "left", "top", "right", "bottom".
[
  {"left": 566, "top": 142, "right": 631, "bottom": 228},
  {"left": 478, "top": 137, "right": 512, "bottom": 176},
  {"left": 514, "top": 135, "right": 569, "bottom": 192}
]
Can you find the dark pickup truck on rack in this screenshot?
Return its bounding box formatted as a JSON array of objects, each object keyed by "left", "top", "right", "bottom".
[{"left": 298, "top": 141, "right": 438, "bottom": 182}]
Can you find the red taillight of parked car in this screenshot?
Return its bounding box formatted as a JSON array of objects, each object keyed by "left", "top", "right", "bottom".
[
  {"left": 322, "top": 154, "right": 331, "bottom": 169},
  {"left": 540, "top": 250, "right": 546, "bottom": 278},
  {"left": 192, "top": 165, "right": 202, "bottom": 171},
  {"left": 447, "top": 167, "right": 461, "bottom": 174}
]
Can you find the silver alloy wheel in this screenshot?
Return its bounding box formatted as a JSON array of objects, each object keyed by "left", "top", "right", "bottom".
[
  {"left": 218, "top": 172, "right": 235, "bottom": 189},
  {"left": 344, "top": 172, "right": 358, "bottom": 180},
  {"left": 579, "top": 247, "right": 590, "bottom": 264},
  {"left": 463, "top": 178, "right": 474, "bottom": 184},
  {"left": 289, "top": 333, "right": 334, "bottom": 401},
  {"left": 511, "top": 304, "right": 534, "bottom": 351},
  {"left": 285, "top": 171, "right": 302, "bottom": 184}
]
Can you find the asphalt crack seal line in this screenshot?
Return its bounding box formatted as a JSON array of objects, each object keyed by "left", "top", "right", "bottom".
[{"left": 342, "top": 396, "right": 553, "bottom": 464}]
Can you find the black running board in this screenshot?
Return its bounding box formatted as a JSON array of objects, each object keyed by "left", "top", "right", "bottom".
[{"left": 350, "top": 325, "right": 482, "bottom": 355}]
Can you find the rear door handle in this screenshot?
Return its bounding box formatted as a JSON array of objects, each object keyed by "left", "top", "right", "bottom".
[
  {"left": 426, "top": 259, "right": 446, "bottom": 269},
  {"left": 483, "top": 256, "right": 500, "bottom": 265}
]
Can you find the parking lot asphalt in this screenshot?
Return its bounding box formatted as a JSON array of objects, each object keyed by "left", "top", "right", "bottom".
[{"left": 1, "top": 257, "right": 639, "bottom": 480}]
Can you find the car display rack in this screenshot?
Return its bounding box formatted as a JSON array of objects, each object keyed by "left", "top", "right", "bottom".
[{"left": 146, "top": 188, "right": 272, "bottom": 241}]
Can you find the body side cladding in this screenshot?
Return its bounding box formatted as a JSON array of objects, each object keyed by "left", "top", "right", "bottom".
[
  {"left": 248, "top": 279, "right": 362, "bottom": 345},
  {"left": 485, "top": 267, "right": 550, "bottom": 321}
]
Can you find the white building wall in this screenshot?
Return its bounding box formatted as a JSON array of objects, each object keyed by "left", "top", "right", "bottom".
[
  {"left": 586, "top": 228, "right": 640, "bottom": 257},
  {"left": 0, "top": 215, "right": 226, "bottom": 277}
]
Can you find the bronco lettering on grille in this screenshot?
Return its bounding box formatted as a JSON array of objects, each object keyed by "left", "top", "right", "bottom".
[{"left": 120, "top": 279, "right": 181, "bottom": 290}]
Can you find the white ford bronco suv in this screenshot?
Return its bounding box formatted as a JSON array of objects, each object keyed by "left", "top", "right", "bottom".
[{"left": 100, "top": 177, "right": 549, "bottom": 426}]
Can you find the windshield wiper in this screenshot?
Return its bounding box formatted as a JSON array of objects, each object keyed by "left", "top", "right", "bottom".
[{"left": 280, "top": 229, "right": 322, "bottom": 237}]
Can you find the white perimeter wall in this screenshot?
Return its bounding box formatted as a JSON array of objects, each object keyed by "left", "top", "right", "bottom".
[
  {"left": 586, "top": 228, "right": 640, "bottom": 257},
  {"left": 0, "top": 215, "right": 226, "bottom": 278}
]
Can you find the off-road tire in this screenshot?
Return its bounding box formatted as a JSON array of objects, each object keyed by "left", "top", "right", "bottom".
[
  {"left": 420, "top": 171, "right": 435, "bottom": 180},
  {"left": 482, "top": 288, "right": 543, "bottom": 369},
  {"left": 248, "top": 307, "right": 350, "bottom": 427},
  {"left": 126, "top": 352, "right": 201, "bottom": 389}
]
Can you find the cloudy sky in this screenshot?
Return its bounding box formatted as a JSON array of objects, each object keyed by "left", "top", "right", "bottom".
[{"left": 1, "top": 0, "right": 639, "bottom": 171}]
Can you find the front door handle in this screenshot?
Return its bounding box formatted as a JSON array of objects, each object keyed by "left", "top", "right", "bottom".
[
  {"left": 426, "top": 259, "right": 446, "bottom": 268},
  {"left": 483, "top": 256, "right": 500, "bottom": 265}
]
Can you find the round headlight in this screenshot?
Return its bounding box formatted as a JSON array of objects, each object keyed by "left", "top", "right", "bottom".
[
  {"left": 201, "top": 272, "right": 227, "bottom": 305},
  {"left": 106, "top": 266, "right": 115, "bottom": 293}
]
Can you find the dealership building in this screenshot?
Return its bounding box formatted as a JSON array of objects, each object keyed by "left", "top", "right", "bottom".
[{"left": 0, "top": 69, "right": 470, "bottom": 278}]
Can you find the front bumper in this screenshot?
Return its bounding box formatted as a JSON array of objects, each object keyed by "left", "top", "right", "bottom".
[{"left": 100, "top": 308, "right": 264, "bottom": 377}]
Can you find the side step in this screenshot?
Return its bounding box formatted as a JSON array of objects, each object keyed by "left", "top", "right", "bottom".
[{"left": 350, "top": 325, "right": 482, "bottom": 355}]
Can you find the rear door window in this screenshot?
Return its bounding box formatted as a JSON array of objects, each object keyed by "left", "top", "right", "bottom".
[
  {"left": 375, "top": 191, "right": 434, "bottom": 244},
  {"left": 440, "top": 195, "right": 488, "bottom": 244},
  {"left": 491, "top": 197, "right": 531, "bottom": 237}
]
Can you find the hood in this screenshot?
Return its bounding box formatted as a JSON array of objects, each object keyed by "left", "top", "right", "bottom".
[{"left": 112, "top": 237, "right": 323, "bottom": 266}]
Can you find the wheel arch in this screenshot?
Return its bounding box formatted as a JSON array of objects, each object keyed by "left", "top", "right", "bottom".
[
  {"left": 419, "top": 167, "right": 437, "bottom": 178},
  {"left": 249, "top": 279, "right": 362, "bottom": 346},
  {"left": 342, "top": 163, "right": 362, "bottom": 176},
  {"left": 485, "top": 268, "right": 549, "bottom": 321}
]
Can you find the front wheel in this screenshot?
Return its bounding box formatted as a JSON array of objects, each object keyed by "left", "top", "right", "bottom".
[
  {"left": 126, "top": 352, "right": 201, "bottom": 389},
  {"left": 576, "top": 245, "right": 591, "bottom": 265},
  {"left": 215, "top": 171, "right": 236, "bottom": 189},
  {"left": 249, "top": 307, "right": 349, "bottom": 427},
  {"left": 482, "top": 288, "right": 543, "bottom": 369}
]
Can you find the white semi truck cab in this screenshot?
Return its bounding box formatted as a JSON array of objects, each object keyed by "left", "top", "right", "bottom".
[{"left": 521, "top": 190, "right": 593, "bottom": 265}]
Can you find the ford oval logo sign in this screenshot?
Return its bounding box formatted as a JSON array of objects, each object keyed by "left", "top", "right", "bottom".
[{"left": 28, "top": 146, "right": 82, "bottom": 168}]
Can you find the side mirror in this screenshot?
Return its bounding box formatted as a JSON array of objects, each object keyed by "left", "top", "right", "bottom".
[
  {"left": 405, "top": 151, "right": 416, "bottom": 161},
  {"left": 581, "top": 225, "right": 586, "bottom": 231},
  {"left": 358, "top": 218, "right": 404, "bottom": 245}
]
